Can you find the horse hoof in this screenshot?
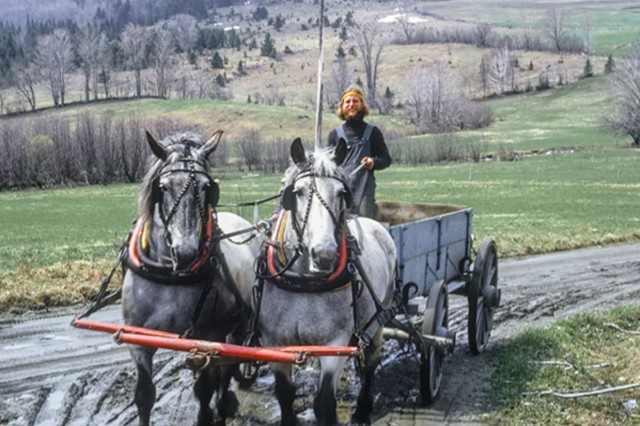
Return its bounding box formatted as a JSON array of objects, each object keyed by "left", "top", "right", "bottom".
[
  {"left": 217, "top": 391, "right": 239, "bottom": 419},
  {"left": 350, "top": 412, "right": 371, "bottom": 425}
]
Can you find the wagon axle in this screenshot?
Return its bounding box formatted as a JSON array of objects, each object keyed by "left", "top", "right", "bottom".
[{"left": 382, "top": 327, "right": 455, "bottom": 353}]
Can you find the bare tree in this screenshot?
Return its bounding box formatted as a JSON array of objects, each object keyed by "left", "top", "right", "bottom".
[
  {"left": 34, "top": 29, "right": 74, "bottom": 107},
  {"left": 478, "top": 55, "right": 490, "bottom": 98},
  {"left": 603, "top": 42, "right": 640, "bottom": 146},
  {"left": 404, "top": 60, "right": 462, "bottom": 133},
  {"left": 75, "top": 25, "right": 108, "bottom": 101},
  {"left": 164, "top": 14, "right": 199, "bottom": 52},
  {"left": 15, "top": 64, "right": 38, "bottom": 111},
  {"left": 475, "top": 23, "right": 493, "bottom": 48},
  {"left": 151, "top": 24, "right": 175, "bottom": 98},
  {"left": 520, "top": 12, "right": 535, "bottom": 51},
  {"left": 120, "top": 24, "right": 151, "bottom": 97},
  {"left": 486, "top": 44, "right": 513, "bottom": 95},
  {"left": 351, "top": 20, "right": 386, "bottom": 108},
  {"left": 581, "top": 14, "right": 594, "bottom": 55},
  {"left": 397, "top": 13, "right": 414, "bottom": 44},
  {"left": 326, "top": 55, "right": 352, "bottom": 108},
  {"left": 543, "top": 7, "right": 568, "bottom": 52},
  {"left": 404, "top": 65, "right": 429, "bottom": 127}
]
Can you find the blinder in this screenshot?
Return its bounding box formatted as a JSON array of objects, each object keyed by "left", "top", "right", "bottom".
[
  {"left": 151, "top": 172, "right": 220, "bottom": 208},
  {"left": 205, "top": 179, "right": 220, "bottom": 207},
  {"left": 281, "top": 184, "right": 296, "bottom": 211}
]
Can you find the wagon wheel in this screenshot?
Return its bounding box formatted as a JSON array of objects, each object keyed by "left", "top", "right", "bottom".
[
  {"left": 468, "top": 239, "right": 500, "bottom": 355},
  {"left": 420, "top": 279, "right": 448, "bottom": 405}
]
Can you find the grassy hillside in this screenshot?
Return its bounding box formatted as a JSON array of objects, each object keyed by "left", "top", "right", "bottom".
[{"left": 2, "top": 0, "right": 638, "bottom": 114}]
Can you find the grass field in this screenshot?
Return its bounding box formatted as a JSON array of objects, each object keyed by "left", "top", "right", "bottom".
[
  {"left": 1, "top": 144, "right": 638, "bottom": 313},
  {"left": 489, "top": 304, "right": 640, "bottom": 424}
]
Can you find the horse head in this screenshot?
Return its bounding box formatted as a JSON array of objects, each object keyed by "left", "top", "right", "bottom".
[
  {"left": 281, "top": 137, "right": 351, "bottom": 273},
  {"left": 142, "top": 130, "right": 222, "bottom": 271}
]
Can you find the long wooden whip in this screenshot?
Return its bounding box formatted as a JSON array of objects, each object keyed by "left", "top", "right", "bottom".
[{"left": 314, "top": 0, "right": 325, "bottom": 149}]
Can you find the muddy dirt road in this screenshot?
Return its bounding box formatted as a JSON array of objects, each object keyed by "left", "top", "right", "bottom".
[{"left": 1, "top": 242, "right": 639, "bottom": 425}]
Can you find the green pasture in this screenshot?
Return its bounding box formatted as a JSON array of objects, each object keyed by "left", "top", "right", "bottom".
[
  {"left": 463, "top": 76, "right": 621, "bottom": 152},
  {"left": 378, "top": 147, "right": 640, "bottom": 256},
  {"left": 1, "top": 146, "right": 638, "bottom": 273},
  {"left": 405, "top": 75, "right": 624, "bottom": 152},
  {"left": 423, "top": 1, "right": 640, "bottom": 56}
]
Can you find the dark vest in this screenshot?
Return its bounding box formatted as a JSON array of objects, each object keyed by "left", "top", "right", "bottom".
[{"left": 335, "top": 123, "right": 374, "bottom": 212}]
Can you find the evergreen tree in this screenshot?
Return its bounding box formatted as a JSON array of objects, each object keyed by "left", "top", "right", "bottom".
[
  {"left": 345, "top": 11, "right": 354, "bottom": 26},
  {"left": 604, "top": 54, "right": 615, "bottom": 74},
  {"left": 253, "top": 6, "right": 268, "bottom": 21},
  {"left": 260, "top": 33, "right": 277, "bottom": 58},
  {"left": 583, "top": 58, "right": 593, "bottom": 78},
  {"left": 339, "top": 26, "right": 348, "bottom": 42},
  {"left": 210, "top": 51, "right": 224, "bottom": 69},
  {"left": 273, "top": 15, "right": 285, "bottom": 32}
]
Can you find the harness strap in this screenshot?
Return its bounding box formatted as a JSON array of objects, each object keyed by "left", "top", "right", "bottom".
[
  {"left": 347, "top": 233, "right": 399, "bottom": 347},
  {"left": 124, "top": 209, "right": 216, "bottom": 284},
  {"left": 76, "top": 245, "right": 126, "bottom": 319}
]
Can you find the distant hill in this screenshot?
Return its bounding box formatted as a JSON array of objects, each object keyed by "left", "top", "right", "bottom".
[{"left": 0, "top": 0, "right": 249, "bottom": 26}]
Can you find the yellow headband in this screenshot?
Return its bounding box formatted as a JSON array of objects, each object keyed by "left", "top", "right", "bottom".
[{"left": 341, "top": 91, "right": 364, "bottom": 102}]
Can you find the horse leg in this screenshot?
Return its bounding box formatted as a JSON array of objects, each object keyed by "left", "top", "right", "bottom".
[
  {"left": 272, "top": 363, "right": 297, "bottom": 426},
  {"left": 194, "top": 364, "right": 220, "bottom": 426},
  {"left": 313, "top": 356, "right": 345, "bottom": 426},
  {"left": 215, "top": 364, "right": 240, "bottom": 422},
  {"left": 130, "top": 346, "right": 157, "bottom": 426},
  {"left": 352, "top": 330, "right": 383, "bottom": 424}
]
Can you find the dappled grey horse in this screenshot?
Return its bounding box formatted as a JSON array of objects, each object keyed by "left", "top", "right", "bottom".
[
  {"left": 121, "top": 131, "right": 261, "bottom": 425},
  {"left": 254, "top": 138, "right": 397, "bottom": 425}
]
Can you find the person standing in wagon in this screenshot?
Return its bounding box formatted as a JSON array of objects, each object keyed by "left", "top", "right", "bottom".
[{"left": 327, "top": 86, "right": 392, "bottom": 219}]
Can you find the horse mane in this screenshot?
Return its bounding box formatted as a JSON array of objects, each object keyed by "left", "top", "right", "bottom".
[{"left": 138, "top": 132, "right": 211, "bottom": 223}]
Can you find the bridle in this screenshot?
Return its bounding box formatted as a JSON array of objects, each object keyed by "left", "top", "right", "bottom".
[
  {"left": 280, "top": 166, "right": 352, "bottom": 246},
  {"left": 151, "top": 146, "right": 219, "bottom": 247},
  {"left": 151, "top": 146, "right": 220, "bottom": 272}
]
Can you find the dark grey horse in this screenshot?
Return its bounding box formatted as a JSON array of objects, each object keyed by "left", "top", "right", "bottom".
[
  {"left": 256, "top": 138, "right": 397, "bottom": 425},
  {"left": 122, "top": 131, "right": 261, "bottom": 425}
]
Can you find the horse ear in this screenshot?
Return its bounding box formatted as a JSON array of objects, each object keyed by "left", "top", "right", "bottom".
[
  {"left": 146, "top": 130, "right": 168, "bottom": 161},
  {"left": 290, "top": 137, "right": 306, "bottom": 165},
  {"left": 334, "top": 138, "right": 348, "bottom": 166},
  {"left": 200, "top": 130, "right": 222, "bottom": 160}
]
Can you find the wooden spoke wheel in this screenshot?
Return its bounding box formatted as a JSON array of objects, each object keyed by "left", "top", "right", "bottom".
[
  {"left": 419, "top": 279, "right": 448, "bottom": 405},
  {"left": 468, "top": 239, "right": 500, "bottom": 355}
]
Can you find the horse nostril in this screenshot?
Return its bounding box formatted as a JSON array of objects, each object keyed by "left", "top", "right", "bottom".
[
  {"left": 311, "top": 245, "right": 337, "bottom": 271},
  {"left": 171, "top": 241, "right": 199, "bottom": 270}
]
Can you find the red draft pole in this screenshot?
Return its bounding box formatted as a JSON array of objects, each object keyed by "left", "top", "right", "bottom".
[
  {"left": 115, "top": 332, "right": 300, "bottom": 364},
  {"left": 72, "top": 318, "right": 359, "bottom": 363}
]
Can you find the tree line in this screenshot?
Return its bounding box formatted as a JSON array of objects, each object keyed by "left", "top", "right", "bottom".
[{"left": 0, "top": 0, "right": 285, "bottom": 114}]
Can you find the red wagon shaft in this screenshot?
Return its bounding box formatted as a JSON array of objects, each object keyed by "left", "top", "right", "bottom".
[{"left": 71, "top": 318, "right": 360, "bottom": 364}]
